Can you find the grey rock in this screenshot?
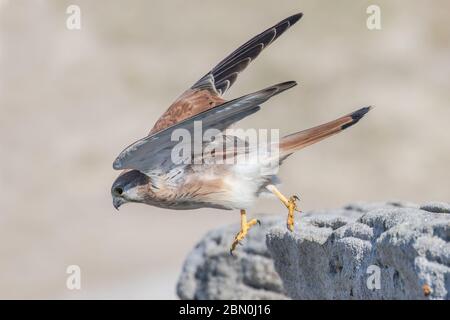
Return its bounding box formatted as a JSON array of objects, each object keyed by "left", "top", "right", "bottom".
[
  {"left": 420, "top": 202, "right": 450, "bottom": 214},
  {"left": 266, "top": 202, "right": 450, "bottom": 299},
  {"left": 177, "top": 201, "right": 450, "bottom": 300},
  {"left": 176, "top": 216, "right": 288, "bottom": 300}
]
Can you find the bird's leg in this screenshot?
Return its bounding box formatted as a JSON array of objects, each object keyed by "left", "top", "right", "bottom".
[
  {"left": 230, "top": 209, "right": 260, "bottom": 255},
  {"left": 266, "top": 185, "right": 300, "bottom": 232}
]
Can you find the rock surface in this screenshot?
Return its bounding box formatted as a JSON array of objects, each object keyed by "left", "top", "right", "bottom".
[
  {"left": 177, "top": 217, "right": 288, "bottom": 299},
  {"left": 177, "top": 202, "right": 450, "bottom": 300}
]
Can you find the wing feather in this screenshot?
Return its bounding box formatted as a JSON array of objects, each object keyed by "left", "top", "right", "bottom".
[
  {"left": 113, "top": 82, "right": 297, "bottom": 172},
  {"left": 149, "top": 13, "right": 302, "bottom": 134},
  {"left": 193, "top": 13, "right": 302, "bottom": 95}
]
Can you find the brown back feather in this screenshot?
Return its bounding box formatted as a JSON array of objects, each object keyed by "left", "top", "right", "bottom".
[{"left": 149, "top": 89, "right": 225, "bottom": 135}]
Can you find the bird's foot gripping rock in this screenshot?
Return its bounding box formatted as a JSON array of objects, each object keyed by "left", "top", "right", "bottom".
[{"left": 286, "top": 195, "right": 300, "bottom": 231}]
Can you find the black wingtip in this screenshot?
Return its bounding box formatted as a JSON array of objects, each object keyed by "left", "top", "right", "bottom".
[
  {"left": 279, "top": 80, "right": 298, "bottom": 89},
  {"left": 288, "top": 12, "right": 304, "bottom": 25},
  {"left": 341, "top": 106, "right": 373, "bottom": 130},
  {"left": 268, "top": 81, "right": 297, "bottom": 96}
]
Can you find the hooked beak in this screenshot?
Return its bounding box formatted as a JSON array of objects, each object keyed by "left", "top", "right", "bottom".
[{"left": 113, "top": 197, "right": 125, "bottom": 211}]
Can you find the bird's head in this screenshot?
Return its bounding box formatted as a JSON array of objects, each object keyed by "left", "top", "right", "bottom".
[{"left": 111, "top": 170, "right": 150, "bottom": 210}]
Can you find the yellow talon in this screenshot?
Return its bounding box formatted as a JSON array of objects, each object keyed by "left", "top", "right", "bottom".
[
  {"left": 265, "top": 185, "right": 301, "bottom": 232},
  {"left": 230, "top": 210, "right": 259, "bottom": 255},
  {"left": 287, "top": 195, "right": 299, "bottom": 231}
]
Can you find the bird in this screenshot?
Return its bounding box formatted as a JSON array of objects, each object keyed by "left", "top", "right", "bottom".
[{"left": 111, "top": 12, "right": 371, "bottom": 254}]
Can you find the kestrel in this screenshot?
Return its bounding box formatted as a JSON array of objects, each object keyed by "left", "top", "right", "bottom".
[{"left": 111, "top": 13, "right": 371, "bottom": 254}]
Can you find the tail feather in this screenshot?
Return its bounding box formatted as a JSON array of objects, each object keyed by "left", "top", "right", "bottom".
[{"left": 279, "top": 107, "right": 372, "bottom": 156}]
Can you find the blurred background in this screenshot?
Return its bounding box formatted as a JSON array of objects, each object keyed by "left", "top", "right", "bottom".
[{"left": 0, "top": 0, "right": 449, "bottom": 299}]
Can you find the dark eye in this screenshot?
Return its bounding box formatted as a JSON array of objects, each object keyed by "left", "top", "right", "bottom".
[{"left": 114, "top": 187, "right": 123, "bottom": 195}]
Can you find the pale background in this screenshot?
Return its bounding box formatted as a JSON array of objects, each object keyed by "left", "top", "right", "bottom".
[{"left": 0, "top": 0, "right": 449, "bottom": 299}]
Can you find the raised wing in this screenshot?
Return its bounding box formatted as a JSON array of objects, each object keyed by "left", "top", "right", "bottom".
[
  {"left": 113, "top": 82, "right": 296, "bottom": 173},
  {"left": 192, "top": 12, "right": 303, "bottom": 96},
  {"left": 149, "top": 13, "right": 303, "bottom": 135}
]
